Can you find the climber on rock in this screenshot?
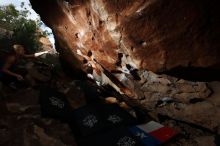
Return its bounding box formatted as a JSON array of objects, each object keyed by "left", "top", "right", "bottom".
[{"left": 0, "top": 44, "right": 49, "bottom": 89}]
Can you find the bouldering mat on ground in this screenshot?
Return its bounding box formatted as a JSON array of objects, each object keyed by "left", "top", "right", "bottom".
[
  {"left": 77, "top": 127, "right": 145, "bottom": 146},
  {"left": 39, "top": 87, "right": 72, "bottom": 121},
  {"left": 68, "top": 103, "right": 137, "bottom": 137}
]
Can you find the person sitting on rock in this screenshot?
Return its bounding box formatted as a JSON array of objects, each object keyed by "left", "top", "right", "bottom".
[{"left": 0, "top": 44, "right": 48, "bottom": 89}]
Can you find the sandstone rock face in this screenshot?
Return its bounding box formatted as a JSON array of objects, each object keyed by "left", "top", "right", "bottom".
[
  {"left": 30, "top": 0, "right": 220, "bottom": 133},
  {"left": 39, "top": 37, "right": 55, "bottom": 53},
  {"left": 31, "top": 0, "right": 220, "bottom": 73}
]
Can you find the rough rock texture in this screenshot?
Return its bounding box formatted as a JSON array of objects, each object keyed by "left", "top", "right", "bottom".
[
  {"left": 1, "top": 54, "right": 220, "bottom": 145},
  {"left": 162, "top": 120, "right": 217, "bottom": 146},
  {"left": 0, "top": 73, "right": 217, "bottom": 146},
  {"left": 30, "top": 0, "right": 220, "bottom": 134},
  {"left": 0, "top": 59, "right": 78, "bottom": 146},
  {"left": 30, "top": 0, "right": 220, "bottom": 73},
  {"left": 39, "top": 37, "right": 56, "bottom": 53},
  {"left": 0, "top": 88, "right": 77, "bottom": 146}
]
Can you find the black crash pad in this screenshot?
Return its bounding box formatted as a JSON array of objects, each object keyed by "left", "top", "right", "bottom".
[
  {"left": 68, "top": 103, "right": 137, "bottom": 137},
  {"left": 39, "top": 87, "right": 72, "bottom": 121}
]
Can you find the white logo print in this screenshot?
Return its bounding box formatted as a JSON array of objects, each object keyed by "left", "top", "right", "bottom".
[
  {"left": 136, "top": 132, "right": 147, "bottom": 139},
  {"left": 107, "top": 115, "right": 122, "bottom": 124},
  {"left": 117, "top": 136, "right": 136, "bottom": 146},
  {"left": 83, "top": 115, "right": 98, "bottom": 128},
  {"left": 49, "top": 97, "right": 65, "bottom": 109}
]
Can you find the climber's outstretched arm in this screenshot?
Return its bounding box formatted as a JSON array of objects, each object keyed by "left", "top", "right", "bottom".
[{"left": 24, "top": 51, "right": 49, "bottom": 58}]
